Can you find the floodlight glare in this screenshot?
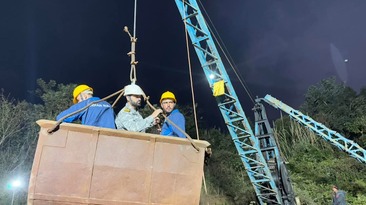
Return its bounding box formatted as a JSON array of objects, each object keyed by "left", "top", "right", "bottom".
[
  {"left": 11, "top": 180, "right": 22, "bottom": 188},
  {"left": 8, "top": 178, "right": 23, "bottom": 205}
]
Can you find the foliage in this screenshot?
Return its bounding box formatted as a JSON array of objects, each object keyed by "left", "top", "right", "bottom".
[
  {"left": 274, "top": 119, "right": 366, "bottom": 204},
  {"left": 200, "top": 129, "right": 257, "bottom": 205},
  {"left": 301, "top": 77, "right": 366, "bottom": 146},
  {"left": 0, "top": 93, "right": 39, "bottom": 204},
  {"left": 35, "top": 79, "right": 76, "bottom": 120},
  {"left": 274, "top": 78, "right": 366, "bottom": 204},
  {"left": 274, "top": 117, "right": 331, "bottom": 159},
  {"left": 0, "top": 79, "right": 75, "bottom": 204},
  {"left": 348, "top": 194, "right": 366, "bottom": 205}
]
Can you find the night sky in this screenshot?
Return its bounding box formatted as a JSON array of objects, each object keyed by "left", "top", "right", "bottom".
[{"left": 1, "top": 0, "right": 366, "bottom": 125}]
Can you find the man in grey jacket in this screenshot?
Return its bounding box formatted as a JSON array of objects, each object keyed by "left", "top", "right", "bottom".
[
  {"left": 115, "top": 83, "right": 162, "bottom": 132},
  {"left": 332, "top": 185, "right": 346, "bottom": 205}
]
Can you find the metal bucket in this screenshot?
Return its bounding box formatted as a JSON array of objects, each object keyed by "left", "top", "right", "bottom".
[{"left": 28, "top": 120, "right": 210, "bottom": 205}]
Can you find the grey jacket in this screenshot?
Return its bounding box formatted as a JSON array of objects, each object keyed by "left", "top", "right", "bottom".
[
  {"left": 333, "top": 190, "right": 346, "bottom": 205},
  {"left": 115, "top": 103, "right": 154, "bottom": 132}
]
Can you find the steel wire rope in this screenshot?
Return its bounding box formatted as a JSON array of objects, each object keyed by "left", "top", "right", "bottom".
[
  {"left": 181, "top": 0, "right": 209, "bottom": 197},
  {"left": 47, "top": 88, "right": 125, "bottom": 133},
  {"left": 202, "top": 0, "right": 294, "bottom": 175},
  {"left": 124, "top": 0, "right": 201, "bottom": 152},
  {"left": 49, "top": 0, "right": 140, "bottom": 133},
  {"left": 144, "top": 99, "right": 200, "bottom": 152},
  {"left": 198, "top": 0, "right": 256, "bottom": 105},
  {"left": 182, "top": 8, "right": 201, "bottom": 141},
  {"left": 127, "top": 0, "right": 138, "bottom": 84}
]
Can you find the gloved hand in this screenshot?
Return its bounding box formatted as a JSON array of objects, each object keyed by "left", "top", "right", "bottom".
[{"left": 204, "top": 147, "right": 212, "bottom": 165}]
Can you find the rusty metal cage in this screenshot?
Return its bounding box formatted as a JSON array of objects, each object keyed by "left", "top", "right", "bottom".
[{"left": 28, "top": 120, "right": 210, "bottom": 205}]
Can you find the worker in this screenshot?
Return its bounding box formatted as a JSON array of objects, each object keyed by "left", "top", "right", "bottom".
[
  {"left": 56, "top": 84, "right": 116, "bottom": 129},
  {"left": 332, "top": 185, "right": 346, "bottom": 205},
  {"left": 115, "top": 83, "right": 162, "bottom": 132},
  {"left": 159, "top": 91, "right": 186, "bottom": 138}
]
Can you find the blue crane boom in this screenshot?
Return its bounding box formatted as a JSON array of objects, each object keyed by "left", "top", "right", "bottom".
[
  {"left": 262, "top": 94, "right": 366, "bottom": 164},
  {"left": 174, "top": 1, "right": 285, "bottom": 204}
]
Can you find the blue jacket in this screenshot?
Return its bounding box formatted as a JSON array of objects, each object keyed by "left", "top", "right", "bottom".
[
  {"left": 160, "top": 109, "right": 185, "bottom": 138},
  {"left": 56, "top": 97, "right": 115, "bottom": 129}
]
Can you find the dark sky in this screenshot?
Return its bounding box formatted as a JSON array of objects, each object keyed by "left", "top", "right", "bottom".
[{"left": 1, "top": 0, "right": 366, "bottom": 125}]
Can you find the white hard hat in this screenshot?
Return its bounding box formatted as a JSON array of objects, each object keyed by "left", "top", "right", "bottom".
[{"left": 124, "top": 83, "right": 145, "bottom": 96}]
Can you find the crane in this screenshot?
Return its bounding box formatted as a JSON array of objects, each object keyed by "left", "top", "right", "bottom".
[
  {"left": 174, "top": 0, "right": 293, "bottom": 204},
  {"left": 253, "top": 100, "right": 296, "bottom": 204},
  {"left": 259, "top": 94, "right": 366, "bottom": 164},
  {"left": 252, "top": 94, "right": 366, "bottom": 204}
]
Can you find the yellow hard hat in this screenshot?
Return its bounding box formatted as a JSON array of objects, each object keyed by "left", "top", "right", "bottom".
[
  {"left": 73, "top": 84, "right": 93, "bottom": 104},
  {"left": 160, "top": 91, "right": 176, "bottom": 103}
]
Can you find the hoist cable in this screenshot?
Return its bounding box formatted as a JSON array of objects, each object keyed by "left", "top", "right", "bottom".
[
  {"left": 127, "top": 0, "right": 138, "bottom": 84},
  {"left": 133, "top": 0, "right": 137, "bottom": 37},
  {"left": 111, "top": 89, "right": 125, "bottom": 107},
  {"left": 198, "top": 1, "right": 256, "bottom": 105},
  {"left": 145, "top": 99, "right": 200, "bottom": 152},
  {"left": 182, "top": 1, "right": 201, "bottom": 141},
  {"left": 182, "top": 0, "right": 208, "bottom": 196}
]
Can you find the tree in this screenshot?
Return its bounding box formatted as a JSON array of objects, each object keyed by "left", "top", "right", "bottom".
[
  {"left": 35, "top": 79, "right": 76, "bottom": 120},
  {"left": 301, "top": 77, "right": 366, "bottom": 143},
  {"left": 0, "top": 92, "right": 39, "bottom": 204},
  {"left": 0, "top": 79, "right": 76, "bottom": 204},
  {"left": 201, "top": 128, "right": 257, "bottom": 204}
]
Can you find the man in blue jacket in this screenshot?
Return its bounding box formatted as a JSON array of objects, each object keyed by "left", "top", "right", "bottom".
[
  {"left": 56, "top": 84, "right": 115, "bottom": 129},
  {"left": 159, "top": 91, "right": 186, "bottom": 138}
]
